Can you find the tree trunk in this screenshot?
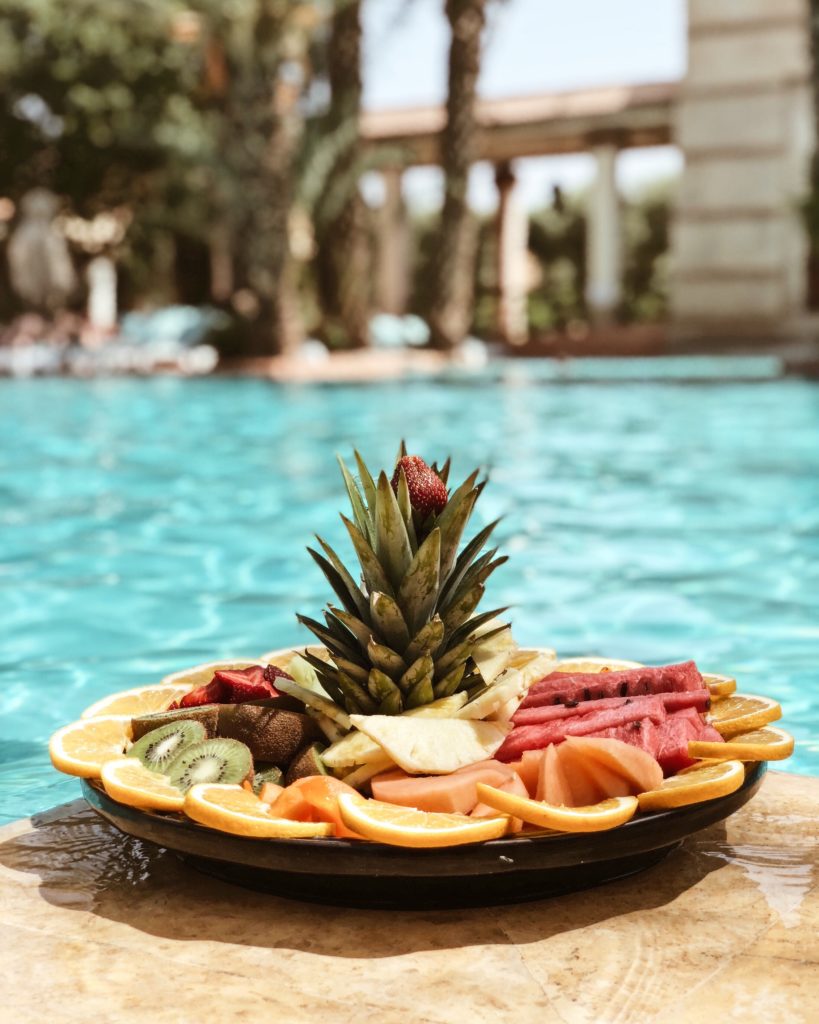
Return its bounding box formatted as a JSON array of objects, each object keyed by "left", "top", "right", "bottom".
[
  {"left": 427, "top": 0, "right": 487, "bottom": 350},
  {"left": 314, "top": 0, "right": 370, "bottom": 349},
  {"left": 808, "top": 0, "right": 819, "bottom": 308}
]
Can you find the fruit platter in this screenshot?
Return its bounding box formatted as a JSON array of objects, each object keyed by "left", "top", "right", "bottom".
[{"left": 51, "top": 448, "right": 794, "bottom": 907}]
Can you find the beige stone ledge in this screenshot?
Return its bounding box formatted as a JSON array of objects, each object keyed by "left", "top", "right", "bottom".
[
  {"left": 689, "top": 0, "right": 807, "bottom": 30},
  {"left": 0, "top": 771, "right": 817, "bottom": 1023}
]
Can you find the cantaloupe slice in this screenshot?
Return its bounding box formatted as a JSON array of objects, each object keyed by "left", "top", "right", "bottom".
[
  {"left": 471, "top": 771, "right": 528, "bottom": 832},
  {"left": 536, "top": 744, "right": 572, "bottom": 805},
  {"left": 508, "top": 749, "right": 543, "bottom": 797},
  {"left": 371, "top": 764, "right": 515, "bottom": 815},
  {"left": 556, "top": 742, "right": 604, "bottom": 806},
  {"left": 563, "top": 736, "right": 663, "bottom": 794}
]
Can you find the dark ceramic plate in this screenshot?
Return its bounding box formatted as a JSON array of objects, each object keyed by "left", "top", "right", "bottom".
[{"left": 81, "top": 761, "right": 766, "bottom": 909}]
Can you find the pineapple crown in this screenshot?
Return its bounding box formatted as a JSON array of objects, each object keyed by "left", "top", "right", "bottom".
[{"left": 298, "top": 442, "right": 509, "bottom": 716}]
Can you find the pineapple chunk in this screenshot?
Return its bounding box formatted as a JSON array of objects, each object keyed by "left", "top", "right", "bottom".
[
  {"left": 350, "top": 715, "right": 510, "bottom": 775},
  {"left": 471, "top": 622, "right": 519, "bottom": 685},
  {"left": 323, "top": 692, "right": 469, "bottom": 769},
  {"left": 458, "top": 648, "right": 557, "bottom": 721},
  {"left": 341, "top": 754, "right": 396, "bottom": 789}
]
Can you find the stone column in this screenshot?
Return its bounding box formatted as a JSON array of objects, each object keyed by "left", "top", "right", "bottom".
[
  {"left": 585, "top": 142, "right": 622, "bottom": 325},
  {"left": 86, "top": 255, "right": 117, "bottom": 333},
  {"left": 671, "top": 0, "right": 814, "bottom": 342},
  {"left": 376, "top": 167, "right": 409, "bottom": 315},
  {"left": 494, "top": 161, "right": 529, "bottom": 345}
]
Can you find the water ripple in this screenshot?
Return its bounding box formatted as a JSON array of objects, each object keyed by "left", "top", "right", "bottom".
[{"left": 1, "top": 374, "right": 818, "bottom": 820}]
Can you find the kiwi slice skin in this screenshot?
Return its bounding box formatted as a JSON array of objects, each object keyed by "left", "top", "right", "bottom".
[
  {"left": 284, "top": 744, "right": 328, "bottom": 787},
  {"left": 217, "top": 706, "right": 322, "bottom": 767},
  {"left": 252, "top": 765, "right": 284, "bottom": 794},
  {"left": 127, "top": 720, "right": 207, "bottom": 772},
  {"left": 131, "top": 705, "right": 219, "bottom": 742},
  {"left": 167, "top": 738, "right": 252, "bottom": 792}
]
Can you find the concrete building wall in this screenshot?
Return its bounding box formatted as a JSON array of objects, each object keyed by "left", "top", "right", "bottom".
[{"left": 671, "top": 0, "right": 815, "bottom": 340}]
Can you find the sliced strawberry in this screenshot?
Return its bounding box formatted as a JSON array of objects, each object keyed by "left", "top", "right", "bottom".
[
  {"left": 175, "top": 664, "right": 295, "bottom": 708},
  {"left": 178, "top": 675, "right": 227, "bottom": 708}
]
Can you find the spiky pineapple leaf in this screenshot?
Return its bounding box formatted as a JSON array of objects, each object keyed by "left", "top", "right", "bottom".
[
  {"left": 395, "top": 467, "right": 418, "bottom": 553},
  {"left": 400, "top": 654, "right": 434, "bottom": 694},
  {"left": 406, "top": 672, "right": 435, "bottom": 708},
  {"left": 434, "top": 638, "right": 472, "bottom": 679},
  {"left": 374, "top": 472, "right": 413, "bottom": 589},
  {"left": 367, "top": 667, "right": 401, "bottom": 704},
  {"left": 337, "top": 672, "right": 378, "bottom": 714},
  {"left": 342, "top": 515, "right": 393, "bottom": 597},
  {"left": 335, "top": 657, "right": 370, "bottom": 686},
  {"left": 404, "top": 614, "right": 445, "bottom": 663},
  {"left": 441, "top": 582, "right": 485, "bottom": 632},
  {"left": 367, "top": 638, "right": 407, "bottom": 679},
  {"left": 435, "top": 470, "right": 479, "bottom": 579},
  {"left": 438, "top": 518, "right": 500, "bottom": 606},
  {"left": 308, "top": 545, "right": 368, "bottom": 621},
  {"left": 444, "top": 608, "right": 509, "bottom": 651},
  {"left": 439, "top": 550, "right": 507, "bottom": 614},
  {"left": 397, "top": 527, "right": 440, "bottom": 634},
  {"left": 337, "top": 456, "right": 372, "bottom": 546},
  {"left": 328, "top": 606, "right": 372, "bottom": 650},
  {"left": 433, "top": 662, "right": 466, "bottom": 698},
  {"left": 296, "top": 614, "right": 361, "bottom": 665},
  {"left": 369, "top": 592, "right": 411, "bottom": 651},
  {"left": 353, "top": 450, "right": 377, "bottom": 514}
]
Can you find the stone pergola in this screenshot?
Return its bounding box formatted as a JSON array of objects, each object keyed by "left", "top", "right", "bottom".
[{"left": 362, "top": 0, "right": 814, "bottom": 344}]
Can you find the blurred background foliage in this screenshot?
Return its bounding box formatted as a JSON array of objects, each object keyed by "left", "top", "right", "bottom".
[{"left": 0, "top": 0, "right": 672, "bottom": 352}]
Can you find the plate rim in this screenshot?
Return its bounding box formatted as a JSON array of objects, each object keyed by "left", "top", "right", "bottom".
[{"left": 81, "top": 761, "right": 767, "bottom": 879}]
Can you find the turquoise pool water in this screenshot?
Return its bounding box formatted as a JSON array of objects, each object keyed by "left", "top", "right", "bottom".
[{"left": 2, "top": 370, "right": 818, "bottom": 822}]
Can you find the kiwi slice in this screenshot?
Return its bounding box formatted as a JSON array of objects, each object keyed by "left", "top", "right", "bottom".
[
  {"left": 284, "top": 743, "right": 328, "bottom": 787},
  {"left": 168, "top": 738, "right": 252, "bottom": 792},
  {"left": 127, "top": 720, "right": 207, "bottom": 772},
  {"left": 252, "top": 764, "right": 284, "bottom": 795},
  {"left": 217, "top": 705, "right": 322, "bottom": 767},
  {"left": 131, "top": 704, "right": 219, "bottom": 742}
]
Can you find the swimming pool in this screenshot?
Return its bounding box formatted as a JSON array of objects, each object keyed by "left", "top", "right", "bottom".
[{"left": 2, "top": 368, "right": 817, "bottom": 822}]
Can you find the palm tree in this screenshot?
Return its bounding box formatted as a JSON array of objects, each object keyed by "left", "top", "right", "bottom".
[
  {"left": 807, "top": 0, "right": 819, "bottom": 308},
  {"left": 312, "top": 0, "right": 370, "bottom": 348},
  {"left": 427, "top": 0, "right": 487, "bottom": 350}
]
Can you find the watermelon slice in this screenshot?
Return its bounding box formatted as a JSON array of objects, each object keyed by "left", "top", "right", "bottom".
[
  {"left": 512, "top": 688, "right": 710, "bottom": 726},
  {"left": 522, "top": 661, "right": 704, "bottom": 708},
  {"left": 495, "top": 696, "right": 667, "bottom": 762}
]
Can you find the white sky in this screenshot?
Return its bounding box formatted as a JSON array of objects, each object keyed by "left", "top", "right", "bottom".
[{"left": 361, "top": 0, "right": 687, "bottom": 210}]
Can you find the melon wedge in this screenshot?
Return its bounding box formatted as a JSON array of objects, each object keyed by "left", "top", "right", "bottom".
[
  {"left": 556, "top": 742, "right": 602, "bottom": 806},
  {"left": 562, "top": 736, "right": 663, "bottom": 794},
  {"left": 471, "top": 771, "right": 529, "bottom": 832},
  {"left": 370, "top": 764, "right": 515, "bottom": 815},
  {"left": 537, "top": 744, "right": 572, "bottom": 805},
  {"left": 509, "top": 749, "right": 544, "bottom": 797}
]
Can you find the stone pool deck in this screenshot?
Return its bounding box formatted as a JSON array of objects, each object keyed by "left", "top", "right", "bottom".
[{"left": 0, "top": 771, "right": 816, "bottom": 1024}]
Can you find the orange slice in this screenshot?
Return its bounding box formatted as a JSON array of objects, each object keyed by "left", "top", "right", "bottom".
[
  {"left": 688, "top": 726, "right": 794, "bottom": 762},
  {"left": 49, "top": 716, "right": 132, "bottom": 778},
  {"left": 161, "top": 658, "right": 260, "bottom": 691},
  {"left": 336, "top": 791, "right": 508, "bottom": 847},
  {"left": 638, "top": 760, "right": 745, "bottom": 811},
  {"left": 101, "top": 759, "right": 184, "bottom": 812},
  {"left": 80, "top": 683, "right": 190, "bottom": 719},
  {"left": 183, "top": 784, "right": 334, "bottom": 838},
  {"left": 706, "top": 694, "right": 781, "bottom": 737},
  {"left": 474, "top": 784, "right": 638, "bottom": 832},
  {"left": 702, "top": 673, "right": 737, "bottom": 698}
]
